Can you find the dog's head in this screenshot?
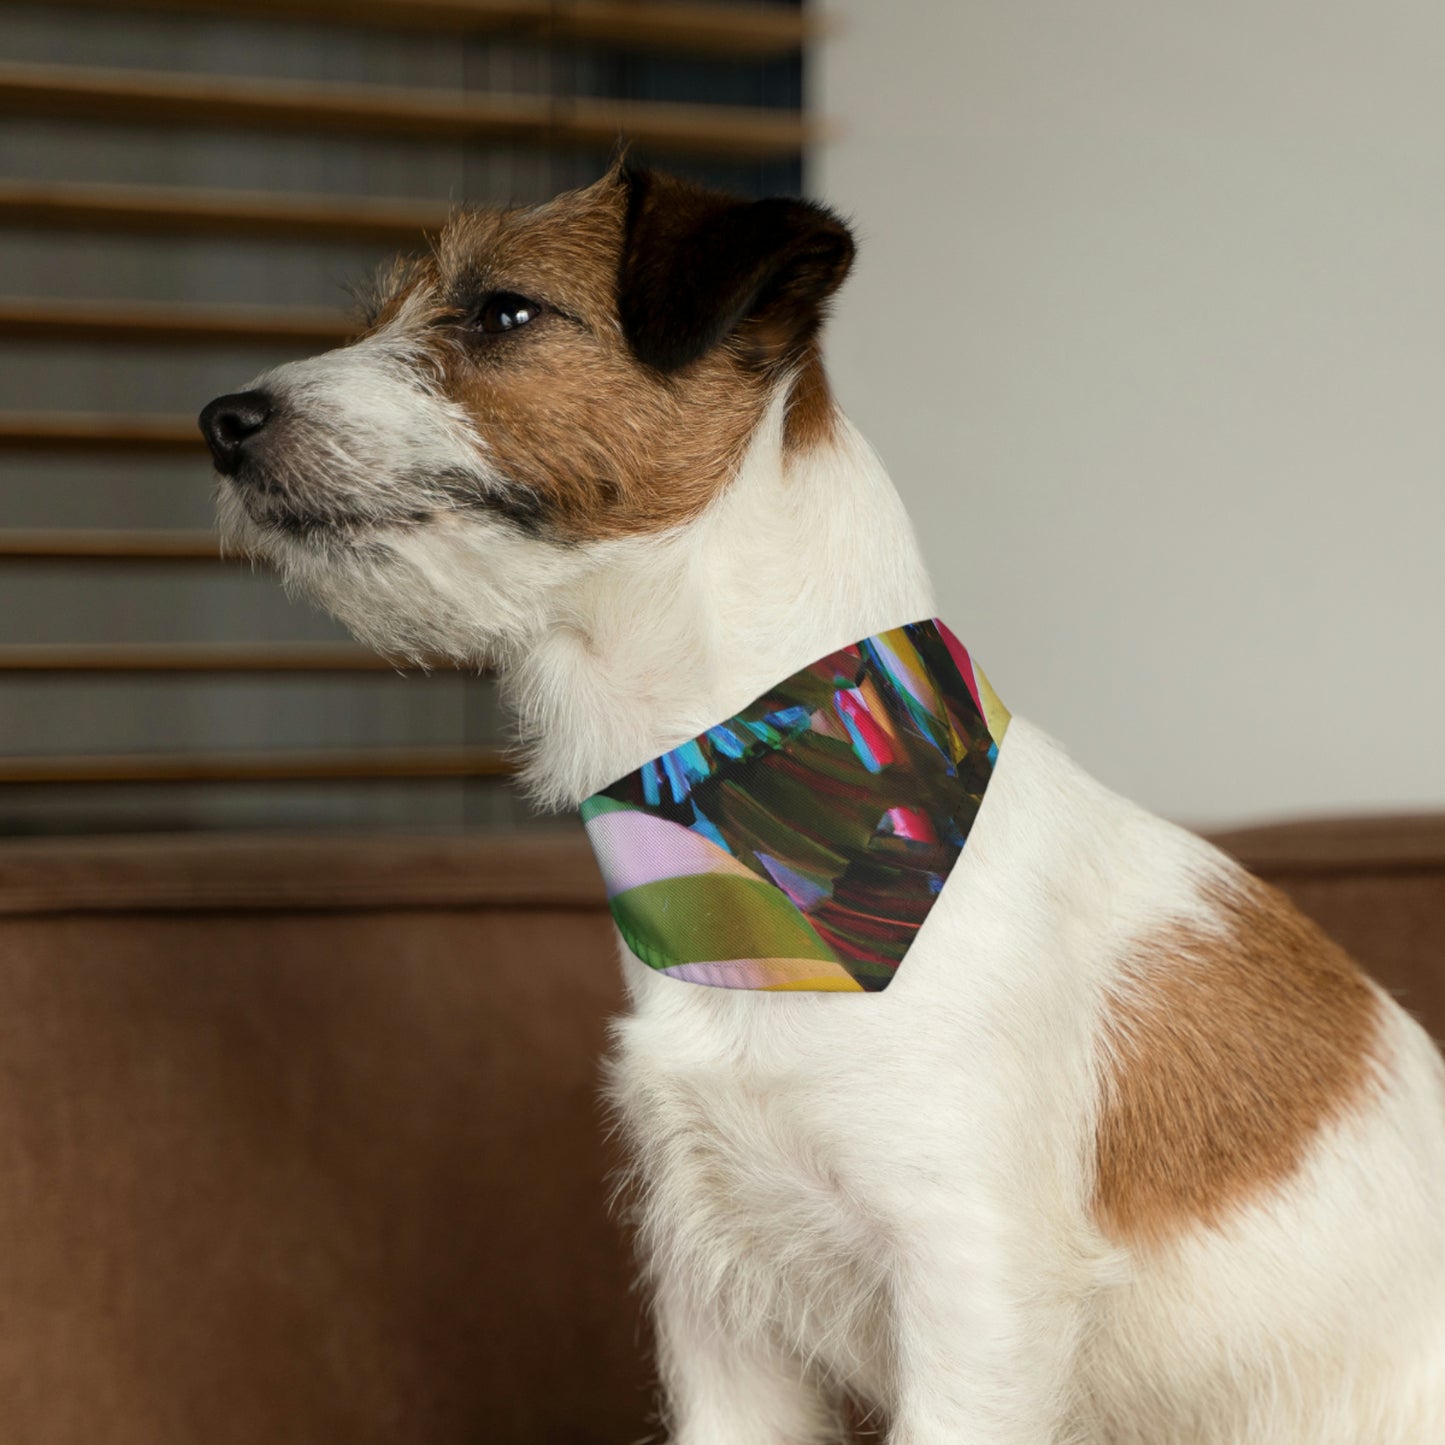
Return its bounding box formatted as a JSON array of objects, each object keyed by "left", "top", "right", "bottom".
[{"left": 200, "top": 166, "right": 854, "bottom": 663}]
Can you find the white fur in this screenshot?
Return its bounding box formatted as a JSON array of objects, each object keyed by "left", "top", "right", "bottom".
[{"left": 220, "top": 349, "right": 1445, "bottom": 1442}]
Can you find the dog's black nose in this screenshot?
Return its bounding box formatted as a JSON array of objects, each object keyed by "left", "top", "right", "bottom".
[{"left": 199, "top": 390, "right": 273, "bottom": 475}]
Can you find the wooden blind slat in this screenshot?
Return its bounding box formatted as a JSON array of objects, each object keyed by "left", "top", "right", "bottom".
[
  {"left": 19, "top": 0, "right": 814, "bottom": 58},
  {"left": 0, "top": 298, "right": 353, "bottom": 348},
  {"left": 0, "top": 530, "right": 227, "bottom": 561},
  {"left": 0, "top": 62, "right": 818, "bottom": 161},
  {"left": 0, "top": 180, "right": 449, "bottom": 245},
  {"left": 0, "top": 643, "right": 417, "bottom": 672},
  {"left": 0, "top": 412, "right": 201, "bottom": 452},
  {"left": 0, "top": 746, "right": 513, "bottom": 784},
  {"left": 563, "top": 0, "right": 815, "bottom": 57}
]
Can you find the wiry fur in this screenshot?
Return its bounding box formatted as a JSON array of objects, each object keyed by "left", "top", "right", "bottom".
[{"left": 205, "top": 171, "right": 1445, "bottom": 1442}]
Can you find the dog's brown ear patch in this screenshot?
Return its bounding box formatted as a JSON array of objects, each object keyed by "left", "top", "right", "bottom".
[
  {"left": 618, "top": 166, "right": 855, "bottom": 376},
  {"left": 1094, "top": 875, "right": 1382, "bottom": 1248}
]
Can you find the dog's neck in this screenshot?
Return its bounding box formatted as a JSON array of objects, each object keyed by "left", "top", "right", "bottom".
[{"left": 507, "top": 391, "right": 937, "bottom": 809}]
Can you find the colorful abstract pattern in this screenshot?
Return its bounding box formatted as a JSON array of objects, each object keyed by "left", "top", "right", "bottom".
[{"left": 580, "top": 620, "right": 1010, "bottom": 993}]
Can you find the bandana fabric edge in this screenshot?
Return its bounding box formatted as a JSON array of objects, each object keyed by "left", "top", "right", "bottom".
[{"left": 580, "top": 620, "right": 1009, "bottom": 993}]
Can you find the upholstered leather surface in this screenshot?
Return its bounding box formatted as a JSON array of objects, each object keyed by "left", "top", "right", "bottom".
[
  {"left": 0, "top": 821, "right": 1438, "bottom": 1442},
  {"left": 0, "top": 832, "right": 646, "bottom": 1445}
]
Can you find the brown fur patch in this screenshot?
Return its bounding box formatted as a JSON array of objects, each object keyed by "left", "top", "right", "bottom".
[
  {"left": 364, "top": 171, "right": 845, "bottom": 541},
  {"left": 783, "top": 341, "right": 840, "bottom": 453},
  {"left": 373, "top": 178, "right": 767, "bottom": 540},
  {"left": 1094, "top": 873, "right": 1382, "bottom": 1247}
]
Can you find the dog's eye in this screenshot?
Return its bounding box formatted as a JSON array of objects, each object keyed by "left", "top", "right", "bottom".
[{"left": 474, "top": 292, "right": 542, "bottom": 335}]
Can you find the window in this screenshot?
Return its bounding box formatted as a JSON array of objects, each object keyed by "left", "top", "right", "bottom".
[{"left": 0, "top": 0, "right": 811, "bottom": 835}]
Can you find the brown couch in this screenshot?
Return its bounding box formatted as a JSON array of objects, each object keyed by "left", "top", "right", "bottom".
[{"left": 0, "top": 819, "right": 1439, "bottom": 1443}]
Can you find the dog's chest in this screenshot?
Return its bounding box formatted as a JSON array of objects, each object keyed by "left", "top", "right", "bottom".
[{"left": 611, "top": 999, "right": 900, "bottom": 1387}]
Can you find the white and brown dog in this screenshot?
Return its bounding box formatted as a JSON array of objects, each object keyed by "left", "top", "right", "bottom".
[{"left": 201, "top": 166, "right": 1445, "bottom": 1443}]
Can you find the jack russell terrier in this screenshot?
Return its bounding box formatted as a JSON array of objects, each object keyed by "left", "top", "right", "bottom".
[{"left": 200, "top": 164, "right": 1445, "bottom": 1444}]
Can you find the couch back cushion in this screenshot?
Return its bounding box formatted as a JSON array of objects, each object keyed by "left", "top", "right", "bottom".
[
  {"left": 0, "top": 833, "right": 647, "bottom": 1445},
  {"left": 0, "top": 820, "right": 1439, "bottom": 1443}
]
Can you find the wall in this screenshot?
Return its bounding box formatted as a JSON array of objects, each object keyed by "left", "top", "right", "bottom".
[{"left": 813, "top": 0, "right": 1445, "bottom": 826}]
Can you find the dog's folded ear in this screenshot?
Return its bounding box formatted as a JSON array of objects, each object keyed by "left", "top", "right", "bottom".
[{"left": 618, "top": 166, "right": 855, "bottom": 376}]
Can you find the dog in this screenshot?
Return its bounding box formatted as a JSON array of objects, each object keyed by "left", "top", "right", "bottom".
[{"left": 200, "top": 164, "right": 1445, "bottom": 1443}]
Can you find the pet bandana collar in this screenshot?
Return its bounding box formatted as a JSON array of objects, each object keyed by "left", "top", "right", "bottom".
[{"left": 579, "top": 619, "right": 1010, "bottom": 993}]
